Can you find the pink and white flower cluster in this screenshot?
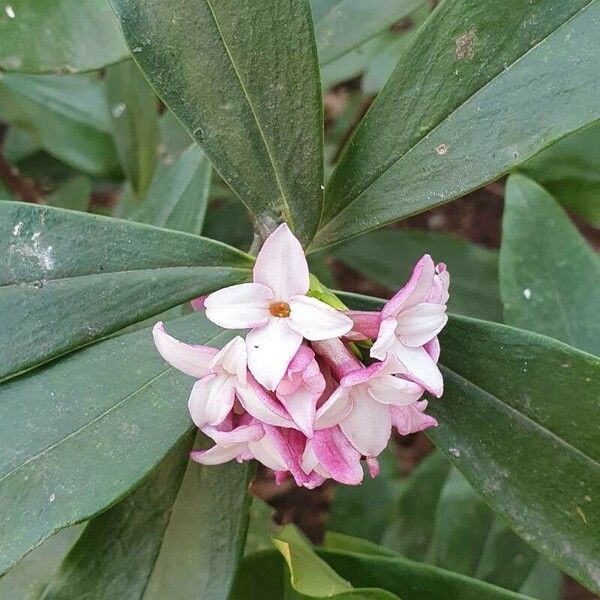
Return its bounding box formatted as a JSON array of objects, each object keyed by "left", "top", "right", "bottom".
[{"left": 153, "top": 224, "right": 449, "bottom": 488}]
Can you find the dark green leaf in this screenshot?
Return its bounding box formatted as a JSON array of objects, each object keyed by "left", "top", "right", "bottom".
[
  {"left": 328, "top": 448, "right": 399, "bottom": 544},
  {"left": 314, "top": 0, "right": 425, "bottom": 65},
  {"left": 315, "top": 0, "right": 600, "bottom": 249},
  {"left": 0, "top": 201, "right": 252, "bottom": 381},
  {"left": 522, "top": 123, "right": 600, "bottom": 226},
  {"left": 106, "top": 60, "right": 159, "bottom": 196},
  {"left": 131, "top": 145, "right": 212, "bottom": 235},
  {"left": 110, "top": 0, "right": 324, "bottom": 247},
  {"left": 41, "top": 433, "right": 253, "bottom": 600},
  {"left": 432, "top": 318, "right": 600, "bottom": 594},
  {"left": 0, "top": 74, "right": 119, "bottom": 177},
  {"left": 274, "top": 526, "right": 401, "bottom": 599},
  {"left": 335, "top": 229, "right": 502, "bottom": 320},
  {"left": 202, "top": 198, "right": 253, "bottom": 251},
  {"left": 0, "top": 312, "right": 234, "bottom": 575},
  {"left": 500, "top": 174, "right": 600, "bottom": 355},
  {"left": 236, "top": 544, "right": 535, "bottom": 600},
  {"left": 0, "top": 526, "right": 83, "bottom": 599},
  {"left": 158, "top": 111, "right": 194, "bottom": 163},
  {"left": 0, "top": 0, "right": 128, "bottom": 73},
  {"left": 338, "top": 292, "right": 600, "bottom": 593}
]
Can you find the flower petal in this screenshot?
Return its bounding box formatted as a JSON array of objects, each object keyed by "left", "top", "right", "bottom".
[
  {"left": 236, "top": 374, "right": 294, "bottom": 427},
  {"left": 382, "top": 254, "right": 435, "bottom": 318},
  {"left": 152, "top": 321, "right": 217, "bottom": 378},
  {"left": 253, "top": 223, "right": 309, "bottom": 299},
  {"left": 312, "top": 427, "right": 363, "bottom": 486},
  {"left": 246, "top": 318, "right": 302, "bottom": 390},
  {"left": 190, "top": 442, "right": 246, "bottom": 465},
  {"left": 340, "top": 391, "right": 391, "bottom": 457},
  {"left": 203, "top": 421, "right": 264, "bottom": 445},
  {"left": 344, "top": 310, "right": 381, "bottom": 340},
  {"left": 188, "top": 374, "right": 236, "bottom": 428},
  {"left": 210, "top": 336, "right": 247, "bottom": 385},
  {"left": 288, "top": 296, "right": 353, "bottom": 341},
  {"left": 315, "top": 386, "right": 353, "bottom": 429},
  {"left": 368, "top": 374, "right": 424, "bottom": 406},
  {"left": 370, "top": 317, "right": 397, "bottom": 362},
  {"left": 391, "top": 400, "right": 438, "bottom": 435},
  {"left": 388, "top": 341, "right": 444, "bottom": 397},
  {"left": 394, "top": 302, "right": 448, "bottom": 347},
  {"left": 204, "top": 282, "right": 272, "bottom": 329}
]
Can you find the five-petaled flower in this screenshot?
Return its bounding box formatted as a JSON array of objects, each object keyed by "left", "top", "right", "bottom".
[
  {"left": 152, "top": 223, "right": 449, "bottom": 489},
  {"left": 204, "top": 224, "right": 353, "bottom": 391}
]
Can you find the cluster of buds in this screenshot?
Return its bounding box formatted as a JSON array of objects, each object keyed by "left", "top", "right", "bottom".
[{"left": 153, "top": 225, "right": 449, "bottom": 488}]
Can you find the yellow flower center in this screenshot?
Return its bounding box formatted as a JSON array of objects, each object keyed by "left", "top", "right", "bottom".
[{"left": 269, "top": 301, "right": 291, "bottom": 318}]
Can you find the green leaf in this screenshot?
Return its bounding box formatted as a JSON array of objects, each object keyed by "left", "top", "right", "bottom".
[
  {"left": 328, "top": 448, "right": 399, "bottom": 544},
  {"left": 131, "top": 145, "right": 212, "bottom": 236},
  {"left": 202, "top": 198, "right": 254, "bottom": 251},
  {"left": 158, "top": 111, "right": 194, "bottom": 163},
  {"left": 236, "top": 544, "right": 535, "bottom": 600},
  {"left": 522, "top": 123, "right": 600, "bottom": 226},
  {"left": 500, "top": 174, "right": 600, "bottom": 355},
  {"left": 274, "top": 526, "right": 401, "bottom": 599},
  {"left": 431, "top": 318, "right": 600, "bottom": 594},
  {"left": 0, "top": 311, "right": 235, "bottom": 576},
  {"left": 41, "top": 433, "right": 253, "bottom": 600},
  {"left": 0, "top": 526, "right": 83, "bottom": 599},
  {"left": 0, "top": 202, "right": 252, "bottom": 381},
  {"left": 110, "top": 0, "right": 324, "bottom": 247},
  {"left": 106, "top": 60, "right": 159, "bottom": 196},
  {"left": 46, "top": 176, "right": 91, "bottom": 212},
  {"left": 338, "top": 292, "right": 600, "bottom": 593},
  {"left": 314, "top": 0, "right": 425, "bottom": 66},
  {"left": 314, "top": 0, "right": 600, "bottom": 249},
  {"left": 335, "top": 229, "right": 502, "bottom": 321},
  {"left": 0, "top": 0, "right": 128, "bottom": 74},
  {"left": 0, "top": 74, "right": 119, "bottom": 178}
]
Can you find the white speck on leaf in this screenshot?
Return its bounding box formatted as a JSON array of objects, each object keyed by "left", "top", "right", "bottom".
[
  {"left": 49, "top": 493, "right": 56, "bottom": 502},
  {"left": 12, "top": 221, "right": 22, "bottom": 236},
  {"left": 5, "top": 5, "right": 15, "bottom": 18},
  {"left": 320, "top": 184, "right": 325, "bottom": 190},
  {"left": 435, "top": 144, "right": 448, "bottom": 156},
  {"left": 455, "top": 30, "right": 477, "bottom": 60},
  {"left": 132, "top": 46, "right": 142, "bottom": 53},
  {"left": 523, "top": 288, "right": 532, "bottom": 300},
  {"left": 112, "top": 102, "right": 126, "bottom": 118},
  {"left": 449, "top": 448, "right": 461, "bottom": 458}
]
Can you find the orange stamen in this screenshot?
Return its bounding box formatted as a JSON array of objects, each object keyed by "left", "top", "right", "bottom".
[{"left": 269, "top": 301, "right": 291, "bottom": 318}]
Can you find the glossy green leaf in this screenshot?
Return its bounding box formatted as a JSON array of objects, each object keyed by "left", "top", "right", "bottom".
[
  {"left": 314, "top": 0, "right": 425, "bottom": 65},
  {"left": 41, "top": 433, "right": 194, "bottom": 599},
  {"left": 431, "top": 318, "right": 600, "bottom": 593},
  {"left": 335, "top": 229, "right": 502, "bottom": 320},
  {"left": 110, "top": 0, "right": 323, "bottom": 247},
  {"left": 315, "top": 0, "right": 600, "bottom": 249},
  {"left": 0, "top": 526, "right": 83, "bottom": 599},
  {"left": 0, "top": 74, "right": 119, "bottom": 178},
  {"left": 46, "top": 176, "right": 91, "bottom": 212},
  {"left": 0, "top": 202, "right": 252, "bottom": 381},
  {"left": 522, "top": 123, "right": 600, "bottom": 226},
  {"left": 131, "top": 145, "right": 212, "bottom": 235},
  {"left": 383, "top": 452, "right": 559, "bottom": 598},
  {"left": 274, "top": 526, "right": 401, "bottom": 600},
  {"left": 0, "top": 0, "right": 128, "bottom": 73},
  {"left": 106, "top": 60, "right": 159, "bottom": 196},
  {"left": 236, "top": 545, "right": 535, "bottom": 600},
  {"left": 41, "top": 433, "right": 253, "bottom": 600},
  {"left": 0, "top": 311, "right": 234, "bottom": 575},
  {"left": 338, "top": 292, "right": 600, "bottom": 593},
  {"left": 500, "top": 174, "right": 600, "bottom": 355}
]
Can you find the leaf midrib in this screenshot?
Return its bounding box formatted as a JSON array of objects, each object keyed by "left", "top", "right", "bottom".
[
  {"left": 0, "top": 329, "right": 230, "bottom": 484},
  {"left": 439, "top": 365, "right": 600, "bottom": 471},
  {"left": 321, "top": 0, "right": 596, "bottom": 232},
  {"left": 204, "top": 0, "right": 294, "bottom": 228},
  {"left": 0, "top": 264, "right": 251, "bottom": 290}
]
